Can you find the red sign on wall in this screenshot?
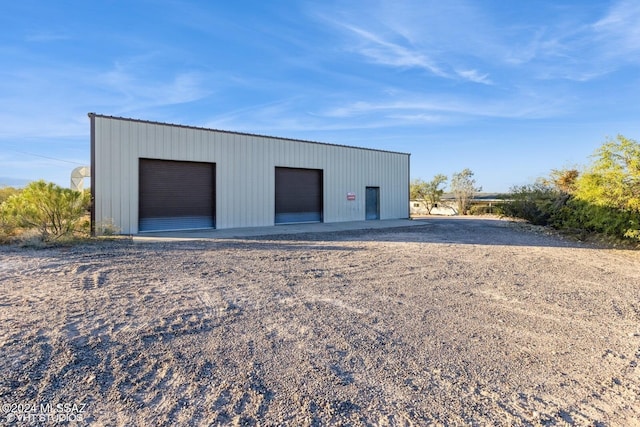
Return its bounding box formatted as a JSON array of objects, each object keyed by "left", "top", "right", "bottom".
[{"left": 347, "top": 192, "right": 356, "bottom": 201}]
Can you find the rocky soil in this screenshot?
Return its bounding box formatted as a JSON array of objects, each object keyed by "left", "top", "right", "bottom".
[{"left": 1, "top": 217, "right": 639, "bottom": 426}]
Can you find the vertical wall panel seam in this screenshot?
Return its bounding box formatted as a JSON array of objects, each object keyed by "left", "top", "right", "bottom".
[{"left": 93, "top": 116, "right": 410, "bottom": 233}]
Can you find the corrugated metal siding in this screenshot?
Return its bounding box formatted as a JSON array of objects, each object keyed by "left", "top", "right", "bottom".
[{"left": 92, "top": 115, "right": 409, "bottom": 234}]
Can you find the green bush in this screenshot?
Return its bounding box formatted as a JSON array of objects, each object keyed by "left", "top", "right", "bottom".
[
  {"left": 0, "top": 186, "right": 21, "bottom": 205},
  {"left": 0, "top": 186, "right": 23, "bottom": 243},
  {"left": 555, "top": 198, "right": 640, "bottom": 241},
  {"left": 502, "top": 182, "right": 640, "bottom": 242},
  {"left": 501, "top": 183, "right": 561, "bottom": 226},
  {"left": 468, "top": 204, "right": 504, "bottom": 215},
  {"left": 501, "top": 135, "right": 640, "bottom": 244},
  {"left": 0, "top": 217, "right": 15, "bottom": 244},
  {"left": 0, "top": 180, "right": 91, "bottom": 242}
]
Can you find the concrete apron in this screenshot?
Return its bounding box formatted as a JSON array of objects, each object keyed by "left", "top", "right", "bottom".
[{"left": 132, "top": 219, "right": 426, "bottom": 242}]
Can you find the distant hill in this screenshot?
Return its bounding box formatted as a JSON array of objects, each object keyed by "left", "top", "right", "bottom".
[{"left": 0, "top": 177, "right": 31, "bottom": 188}]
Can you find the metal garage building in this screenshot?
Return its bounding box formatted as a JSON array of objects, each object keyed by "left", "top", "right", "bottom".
[{"left": 90, "top": 114, "right": 410, "bottom": 234}]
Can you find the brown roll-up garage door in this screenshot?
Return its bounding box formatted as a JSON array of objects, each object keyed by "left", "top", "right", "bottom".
[
  {"left": 275, "top": 167, "right": 323, "bottom": 224},
  {"left": 139, "top": 159, "right": 215, "bottom": 232}
]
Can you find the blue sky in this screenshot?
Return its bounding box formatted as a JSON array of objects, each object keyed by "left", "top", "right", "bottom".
[{"left": 1, "top": 1, "right": 639, "bottom": 192}]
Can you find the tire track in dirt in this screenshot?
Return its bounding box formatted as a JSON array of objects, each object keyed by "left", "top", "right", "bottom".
[{"left": 2, "top": 221, "right": 640, "bottom": 425}]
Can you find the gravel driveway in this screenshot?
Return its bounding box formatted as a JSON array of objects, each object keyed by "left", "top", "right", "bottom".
[{"left": 1, "top": 217, "right": 639, "bottom": 426}]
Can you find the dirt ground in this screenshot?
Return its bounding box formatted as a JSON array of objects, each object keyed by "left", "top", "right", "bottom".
[{"left": 1, "top": 217, "right": 639, "bottom": 426}]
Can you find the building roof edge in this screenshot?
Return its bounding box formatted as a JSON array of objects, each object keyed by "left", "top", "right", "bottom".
[{"left": 88, "top": 113, "right": 411, "bottom": 156}]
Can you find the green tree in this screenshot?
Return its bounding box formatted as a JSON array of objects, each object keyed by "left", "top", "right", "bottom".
[
  {"left": 569, "top": 135, "right": 640, "bottom": 240},
  {"left": 450, "top": 168, "right": 482, "bottom": 215},
  {"left": 501, "top": 136, "right": 640, "bottom": 242},
  {"left": 0, "top": 180, "right": 91, "bottom": 241},
  {"left": 410, "top": 174, "right": 448, "bottom": 214},
  {"left": 575, "top": 135, "right": 640, "bottom": 212}
]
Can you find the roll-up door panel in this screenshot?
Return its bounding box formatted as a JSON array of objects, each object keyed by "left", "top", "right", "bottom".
[
  {"left": 139, "top": 159, "right": 215, "bottom": 231},
  {"left": 275, "top": 167, "right": 323, "bottom": 224}
]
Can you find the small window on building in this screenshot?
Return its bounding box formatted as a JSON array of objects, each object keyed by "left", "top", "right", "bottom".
[
  {"left": 434, "top": 203, "right": 438, "bottom": 208},
  {"left": 413, "top": 203, "right": 420, "bottom": 207}
]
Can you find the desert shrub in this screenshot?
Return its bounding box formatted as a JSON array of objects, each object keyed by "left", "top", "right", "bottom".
[
  {"left": 491, "top": 204, "right": 507, "bottom": 217},
  {"left": 555, "top": 198, "right": 640, "bottom": 241},
  {"left": 503, "top": 182, "right": 640, "bottom": 242},
  {"left": 96, "top": 218, "right": 121, "bottom": 236},
  {"left": 0, "top": 186, "right": 21, "bottom": 206},
  {"left": 502, "top": 136, "right": 640, "bottom": 243},
  {"left": 0, "top": 180, "right": 91, "bottom": 242},
  {"left": 0, "top": 187, "right": 20, "bottom": 243},
  {"left": 468, "top": 205, "right": 488, "bottom": 215},
  {"left": 0, "top": 216, "right": 17, "bottom": 243},
  {"left": 468, "top": 204, "right": 503, "bottom": 215},
  {"left": 501, "top": 183, "right": 561, "bottom": 226},
  {"left": 625, "top": 229, "right": 640, "bottom": 241}
]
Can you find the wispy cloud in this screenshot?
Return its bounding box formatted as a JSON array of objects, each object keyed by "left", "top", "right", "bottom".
[
  {"left": 203, "top": 98, "right": 301, "bottom": 130},
  {"left": 455, "top": 69, "right": 493, "bottom": 85},
  {"left": 25, "top": 31, "right": 71, "bottom": 42},
  {"left": 592, "top": 0, "right": 640, "bottom": 58},
  {"left": 201, "top": 85, "right": 570, "bottom": 139},
  {"left": 315, "top": 3, "right": 494, "bottom": 85},
  {"left": 336, "top": 23, "right": 448, "bottom": 78},
  {"left": 316, "top": 0, "right": 640, "bottom": 85},
  {"left": 500, "top": 0, "right": 640, "bottom": 80},
  {"left": 320, "top": 91, "right": 568, "bottom": 122},
  {"left": 0, "top": 54, "right": 215, "bottom": 140},
  {"left": 99, "top": 58, "right": 213, "bottom": 114},
  {"left": 202, "top": 97, "right": 413, "bottom": 136},
  {"left": 502, "top": 28, "right": 565, "bottom": 66}
]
